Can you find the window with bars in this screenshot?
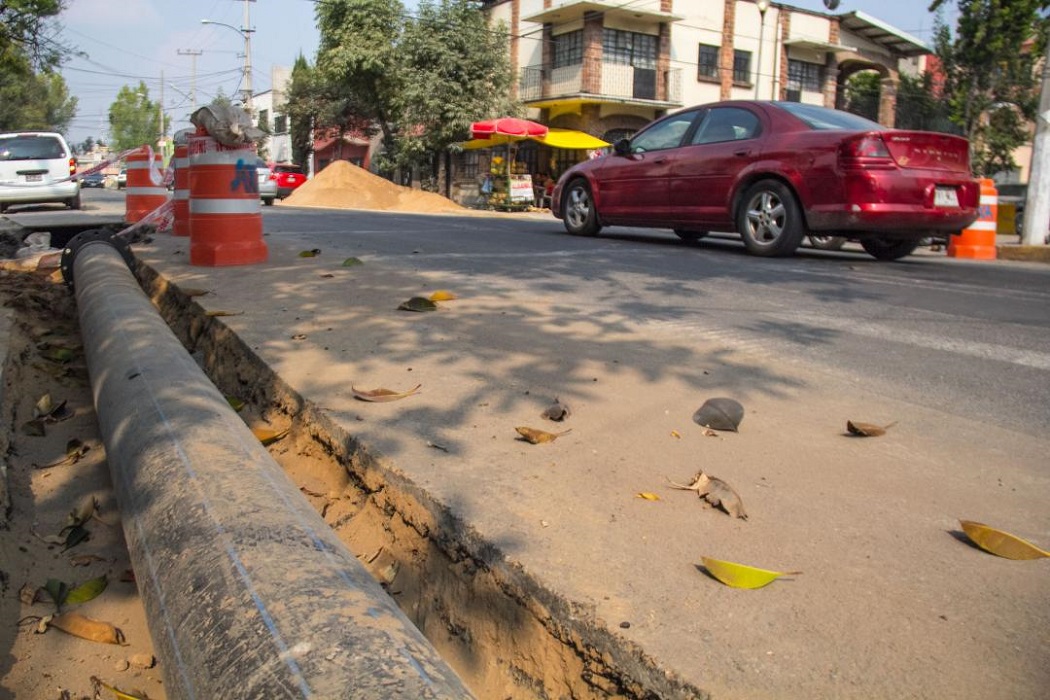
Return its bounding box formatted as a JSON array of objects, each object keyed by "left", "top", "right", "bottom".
[
  {"left": 274, "top": 114, "right": 287, "bottom": 133},
  {"left": 788, "top": 59, "right": 823, "bottom": 93},
  {"left": 733, "top": 50, "right": 751, "bottom": 85},
  {"left": 460, "top": 151, "right": 480, "bottom": 179},
  {"left": 698, "top": 44, "right": 719, "bottom": 80},
  {"left": 553, "top": 30, "right": 584, "bottom": 68},
  {"left": 602, "top": 29, "right": 657, "bottom": 69}
]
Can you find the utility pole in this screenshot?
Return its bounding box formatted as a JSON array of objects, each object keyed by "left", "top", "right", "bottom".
[
  {"left": 159, "top": 70, "right": 165, "bottom": 145},
  {"left": 1021, "top": 39, "right": 1050, "bottom": 246},
  {"left": 177, "top": 49, "right": 203, "bottom": 113},
  {"left": 241, "top": 0, "right": 256, "bottom": 114}
]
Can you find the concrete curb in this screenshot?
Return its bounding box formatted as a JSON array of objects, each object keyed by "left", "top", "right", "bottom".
[{"left": 996, "top": 244, "right": 1050, "bottom": 263}]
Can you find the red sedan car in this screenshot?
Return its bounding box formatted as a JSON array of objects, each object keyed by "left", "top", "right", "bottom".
[
  {"left": 552, "top": 101, "right": 979, "bottom": 260},
  {"left": 272, "top": 163, "right": 307, "bottom": 199}
]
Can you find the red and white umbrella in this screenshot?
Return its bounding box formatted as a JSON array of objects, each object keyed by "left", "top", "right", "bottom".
[{"left": 470, "top": 117, "right": 548, "bottom": 141}]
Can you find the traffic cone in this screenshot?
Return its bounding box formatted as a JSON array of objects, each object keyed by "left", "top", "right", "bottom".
[{"left": 125, "top": 147, "right": 168, "bottom": 224}]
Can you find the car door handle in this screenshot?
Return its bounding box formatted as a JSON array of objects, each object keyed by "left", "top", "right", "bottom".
[
  {"left": 652, "top": 157, "right": 669, "bottom": 164},
  {"left": 733, "top": 149, "right": 751, "bottom": 157}
]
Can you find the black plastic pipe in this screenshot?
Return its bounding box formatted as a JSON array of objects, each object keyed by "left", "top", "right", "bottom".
[{"left": 63, "top": 232, "right": 473, "bottom": 699}]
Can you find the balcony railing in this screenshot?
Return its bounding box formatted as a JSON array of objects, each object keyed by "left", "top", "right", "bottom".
[{"left": 519, "top": 63, "right": 682, "bottom": 105}]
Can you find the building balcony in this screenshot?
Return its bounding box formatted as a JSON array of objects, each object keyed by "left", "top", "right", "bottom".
[{"left": 519, "top": 63, "right": 682, "bottom": 110}]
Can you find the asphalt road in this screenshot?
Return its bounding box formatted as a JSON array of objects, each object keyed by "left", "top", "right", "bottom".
[
  {"left": 250, "top": 204, "right": 1050, "bottom": 439},
  {"left": 10, "top": 189, "right": 1050, "bottom": 437}
]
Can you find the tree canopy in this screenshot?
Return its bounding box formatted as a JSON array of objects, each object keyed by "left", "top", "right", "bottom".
[
  {"left": 932, "top": 0, "right": 1049, "bottom": 175},
  {"left": 296, "top": 0, "right": 515, "bottom": 177},
  {"left": 0, "top": 0, "right": 78, "bottom": 133},
  {"left": 107, "top": 83, "right": 166, "bottom": 152}
]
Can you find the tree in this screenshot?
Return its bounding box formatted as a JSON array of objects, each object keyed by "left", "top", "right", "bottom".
[
  {"left": 108, "top": 82, "right": 165, "bottom": 152},
  {"left": 286, "top": 54, "right": 317, "bottom": 168},
  {"left": 842, "top": 71, "right": 880, "bottom": 122},
  {"left": 0, "top": 1, "right": 79, "bottom": 133},
  {"left": 395, "top": 0, "right": 515, "bottom": 174},
  {"left": 931, "top": 0, "right": 1049, "bottom": 176}
]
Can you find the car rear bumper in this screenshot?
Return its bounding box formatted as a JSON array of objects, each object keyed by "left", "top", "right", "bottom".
[
  {"left": 806, "top": 204, "right": 979, "bottom": 233},
  {"left": 0, "top": 181, "right": 79, "bottom": 204}
]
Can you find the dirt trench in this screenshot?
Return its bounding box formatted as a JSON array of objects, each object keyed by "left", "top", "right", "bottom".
[{"left": 135, "top": 260, "right": 705, "bottom": 700}]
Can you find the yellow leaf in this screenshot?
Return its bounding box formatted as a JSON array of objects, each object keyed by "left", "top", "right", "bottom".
[
  {"left": 49, "top": 612, "right": 126, "bottom": 645},
  {"left": 252, "top": 427, "right": 290, "bottom": 446},
  {"left": 636, "top": 492, "right": 661, "bottom": 501},
  {"left": 670, "top": 430, "right": 681, "bottom": 439},
  {"left": 92, "top": 676, "right": 151, "bottom": 700},
  {"left": 298, "top": 248, "right": 321, "bottom": 257},
  {"left": 429, "top": 290, "right": 458, "bottom": 301},
  {"left": 515, "top": 426, "right": 571, "bottom": 444},
  {"left": 701, "top": 557, "right": 801, "bottom": 589},
  {"left": 959, "top": 520, "right": 1050, "bottom": 560},
  {"left": 352, "top": 384, "right": 422, "bottom": 402}
]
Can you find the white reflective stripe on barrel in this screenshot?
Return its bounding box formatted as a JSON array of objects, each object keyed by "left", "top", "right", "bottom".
[
  {"left": 174, "top": 157, "right": 189, "bottom": 169},
  {"left": 190, "top": 151, "right": 254, "bottom": 166},
  {"left": 967, "top": 220, "right": 997, "bottom": 231},
  {"left": 126, "top": 161, "right": 156, "bottom": 170},
  {"left": 190, "top": 199, "right": 261, "bottom": 215},
  {"left": 126, "top": 187, "right": 168, "bottom": 196},
  {"left": 174, "top": 189, "right": 189, "bottom": 200},
  {"left": 980, "top": 195, "right": 998, "bottom": 205}
]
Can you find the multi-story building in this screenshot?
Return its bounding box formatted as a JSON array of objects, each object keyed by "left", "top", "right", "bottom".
[{"left": 252, "top": 66, "right": 295, "bottom": 165}]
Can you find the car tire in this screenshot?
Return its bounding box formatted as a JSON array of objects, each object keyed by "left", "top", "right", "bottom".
[
  {"left": 68, "top": 193, "right": 81, "bottom": 211},
  {"left": 674, "top": 228, "right": 708, "bottom": 244},
  {"left": 738, "top": 180, "right": 806, "bottom": 257},
  {"left": 263, "top": 198, "right": 275, "bottom": 207},
  {"left": 807, "top": 234, "right": 846, "bottom": 251},
  {"left": 860, "top": 237, "right": 920, "bottom": 261},
  {"left": 562, "top": 179, "right": 600, "bottom": 237}
]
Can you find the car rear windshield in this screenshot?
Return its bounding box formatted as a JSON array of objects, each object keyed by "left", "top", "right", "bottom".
[
  {"left": 274, "top": 165, "right": 303, "bottom": 174},
  {"left": 776, "top": 103, "right": 885, "bottom": 131},
  {"left": 0, "top": 135, "right": 68, "bottom": 161}
]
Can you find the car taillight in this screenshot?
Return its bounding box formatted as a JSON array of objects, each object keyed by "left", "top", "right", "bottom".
[
  {"left": 839, "top": 134, "right": 894, "bottom": 169},
  {"left": 69, "top": 158, "right": 77, "bottom": 175}
]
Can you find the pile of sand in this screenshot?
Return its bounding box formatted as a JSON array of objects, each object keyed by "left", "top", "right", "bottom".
[{"left": 283, "top": 160, "right": 465, "bottom": 214}]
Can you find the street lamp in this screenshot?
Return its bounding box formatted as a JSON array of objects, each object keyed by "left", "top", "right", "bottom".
[
  {"left": 755, "top": 0, "right": 770, "bottom": 100},
  {"left": 201, "top": 18, "right": 254, "bottom": 112}
]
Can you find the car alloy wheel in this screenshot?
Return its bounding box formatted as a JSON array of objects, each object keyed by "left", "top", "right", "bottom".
[
  {"left": 562, "top": 179, "right": 600, "bottom": 237},
  {"left": 807, "top": 234, "right": 846, "bottom": 251},
  {"left": 738, "top": 180, "right": 805, "bottom": 257}
]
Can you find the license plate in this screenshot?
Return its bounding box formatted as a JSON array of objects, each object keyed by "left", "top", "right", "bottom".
[
  {"left": 25, "top": 174, "right": 42, "bottom": 182},
  {"left": 934, "top": 186, "right": 959, "bottom": 208}
]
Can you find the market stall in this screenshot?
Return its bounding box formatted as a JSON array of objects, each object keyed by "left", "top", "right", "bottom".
[{"left": 458, "top": 119, "right": 609, "bottom": 210}]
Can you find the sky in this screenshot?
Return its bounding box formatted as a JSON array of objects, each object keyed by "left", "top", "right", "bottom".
[{"left": 54, "top": 0, "right": 957, "bottom": 147}]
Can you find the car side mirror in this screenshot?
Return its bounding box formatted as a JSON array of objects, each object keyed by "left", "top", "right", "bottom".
[{"left": 613, "top": 138, "right": 632, "bottom": 156}]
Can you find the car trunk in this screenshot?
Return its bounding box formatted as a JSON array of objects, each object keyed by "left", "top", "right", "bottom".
[{"left": 881, "top": 132, "right": 971, "bottom": 173}]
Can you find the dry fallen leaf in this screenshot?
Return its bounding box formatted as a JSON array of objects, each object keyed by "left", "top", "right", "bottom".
[
  {"left": 205, "top": 310, "right": 243, "bottom": 317},
  {"left": 701, "top": 557, "right": 801, "bottom": 589},
  {"left": 398, "top": 296, "right": 438, "bottom": 312},
  {"left": 298, "top": 248, "right": 322, "bottom": 257},
  {"left": 636, "top": 492, "right": 661, "bottom": 501},
  {"left": 342, "top": 257, "right": 363, "bottom": 267},
  {"left": 693, "top": 398, "right": 744, "bottom": 432},
  {"left": 668, "top": 470, "right": 748, "bottom": 520},
  {"left": 429, "top": 290, "right": 458, "bottom": 301},
  {"left": 515, "top": 426, "right": 572, "bottom": 444},
  {"left": 959, "top": 520, "right": 1050, "bottom": 560},
  {"left": 670, "top": 430, "right": 681, "bottom": 439},
  {"left": 252, "top": 427, "right": 290, "bottom": 446},
  {"left": 179, "top": 287, "right": 211, "bottom": 298},
  {"left": 93, "top": 676, "right": 151, "bottom": 700},
  {"left": 226, "top": 396, "right": 246, "bottom": 411},
  {"left": 69, "top": 554, "right": 108, "bottom": 567},
  {"left": 352, "top": 384, "right": 422, "bottom": 402},
  {"left": 49, "top": 612, "right": 126, "bottom": 644},
  {"left": 846, "top": 420, "right": 897, "bottom": 437}
]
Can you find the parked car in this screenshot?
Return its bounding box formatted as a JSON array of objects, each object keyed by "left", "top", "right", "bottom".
[
  {"left": 272, "top": 163, "right": 306, "bottom": 198},
  {"left": 0, "top": 131, "right": 80, "bottom": 213},
  {"left": 552, "top": 101, "right": 980, "bottom": 261},
  {"left": 256, "top": 161, "right": 276, "bottom": 206},
  {"left": 81, "top": 171, "right": 106, "bottom": 188},
  {"left": 116, "top": 169, "right": 127, "bottom": 189}
]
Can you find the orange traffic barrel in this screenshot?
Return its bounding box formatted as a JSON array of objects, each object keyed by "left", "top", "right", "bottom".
[
  {"left": 948, "top": 178, "right": 997, "bottom": 260},
  {"left": 172, "top": 143, "right": 190, "bottom": 237},
  {"left": 125, "top": 147, "right": 169, "bottom": 224},
  {"left": 187, "top": 134, "right": 267, "bottom": 266}
]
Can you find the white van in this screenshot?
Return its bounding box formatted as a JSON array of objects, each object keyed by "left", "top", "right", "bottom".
[{"left": 0, "top": 131, "right": 81, "bottom": 214}]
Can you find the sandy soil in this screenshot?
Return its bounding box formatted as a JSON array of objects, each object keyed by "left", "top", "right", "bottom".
[
  {"left": 283, "top": 160, "right": 467, "bottom": 214},
  {"left": 0, "top": 267, "right": 165, "bottom": 700}
]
